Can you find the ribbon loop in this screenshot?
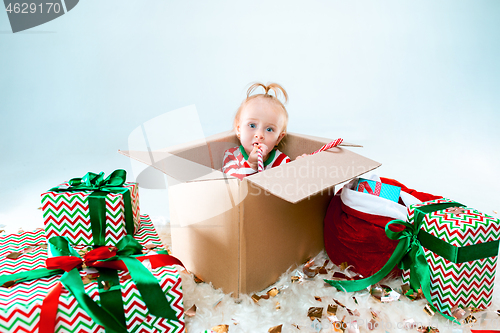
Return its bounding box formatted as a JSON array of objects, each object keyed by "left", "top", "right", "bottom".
[{"left": 50, "top": 169, "right": 135, "bottom": 245}]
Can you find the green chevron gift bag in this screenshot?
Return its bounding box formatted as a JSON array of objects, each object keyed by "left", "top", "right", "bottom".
[
  {"left": 402, "top": 198, "right": 500, "bottom": 317},
  {"left": 41, "top": 170, "right": 141, "bottom": 246}
]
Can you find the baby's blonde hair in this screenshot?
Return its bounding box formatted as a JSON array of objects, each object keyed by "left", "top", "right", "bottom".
[{"left": 233, "top": 82, "right": 289, "bottom": 135}]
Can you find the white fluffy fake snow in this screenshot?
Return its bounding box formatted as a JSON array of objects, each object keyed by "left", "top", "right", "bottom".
[{"left": 179, "top": 249, "right": 500, "bottom": 333}]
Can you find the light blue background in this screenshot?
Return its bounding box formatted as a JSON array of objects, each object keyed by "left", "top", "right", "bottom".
[{"left": 1, "top": 0, "right": 499, "bottom": 229}]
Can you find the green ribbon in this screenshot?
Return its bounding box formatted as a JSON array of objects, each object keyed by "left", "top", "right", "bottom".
[
  {"left": 50, "top": 169, "right": 134, "bottom": 245},
  {"left": 325, "top": 200, "right": 499, "bottom": 323},
  {"left": 0, "top": 235, "right": 179, "bottom": 332}
]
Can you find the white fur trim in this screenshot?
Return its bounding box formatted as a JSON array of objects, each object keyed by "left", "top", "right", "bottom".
[
  {"left": 400, "top": 190, "right": 421, "bottom": 207},
  {"left": 340, "top": 177, "right": 421, "bottom": 220}
]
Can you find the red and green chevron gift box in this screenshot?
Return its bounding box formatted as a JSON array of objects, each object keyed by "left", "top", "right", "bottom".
[
  {"left": 0, "top": 215, "right": 185, "bottom": 333},
  {"left": 402, "top": 198, "right": 500, "bottom": 317},
  {"left": 41, "top": 170, "right": 141, "bottom": 246}
]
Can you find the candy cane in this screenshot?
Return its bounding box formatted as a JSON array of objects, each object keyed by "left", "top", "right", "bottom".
[
  {"left": 311, "top": 138, "right": 343, "bottom": 155},
  {"left": 257, "top": 146, "right": 264, "bottom": 172}
]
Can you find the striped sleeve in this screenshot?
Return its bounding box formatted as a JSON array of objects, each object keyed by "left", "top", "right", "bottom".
[
  {"left": 265, "top": 149, "right": 291, "bottom": 170},
  {"left": 222, "top": 147, "right": 290, "bottom": 179},
  {"left": 222, "top": 147, "right": 257, "bottom": 180}
]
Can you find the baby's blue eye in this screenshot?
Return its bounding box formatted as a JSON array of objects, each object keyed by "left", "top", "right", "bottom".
[
  {"left": 266, "top": 127, "right": 274, "bottom": 132},
  {"left": 249, "top": 123, "right": 256, "bottom": 128}
]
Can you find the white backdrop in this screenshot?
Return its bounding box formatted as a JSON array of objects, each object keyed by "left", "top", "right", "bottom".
[{"left": 1, "top": 0, "right": 499, "bottom": 230}]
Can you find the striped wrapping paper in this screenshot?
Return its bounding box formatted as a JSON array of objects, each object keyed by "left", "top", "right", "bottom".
[
  {"left": 42, "top": 182, "right": 141, "bottom": 246},
  {"left": 0, "top": 215, "right": 185, "bottom": 333},
  {"left": 402, "top": 199, "right": 500, "bottom": 316}
]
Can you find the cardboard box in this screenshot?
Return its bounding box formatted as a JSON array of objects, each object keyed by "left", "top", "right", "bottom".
[{"left": 120, "top": 131, "right": 380, "bottom": 297}]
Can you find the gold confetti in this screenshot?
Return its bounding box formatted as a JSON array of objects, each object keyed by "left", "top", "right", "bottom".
[
  {"left": 275, "top": 302, "right": 280, "bottom": 310},
  {"left": 303, "top": 260, "right": 318, "bottom": 278},
  {"left": 193, "top": 274, "right": 204, "bottom": 283},
  {"left": 307, "top": 307, "right": 323, "bottom": 320},
  {"left": 23, "top": 246, "right": 35, "bottom": 254},
  {"left": 423, "top": 304, "right": 435, "bottom": 317},
  {"left": 101, "top": 280, "right": 112, "bottom": 291},
  {"left": 332, "top": 316, "right": 346, "bottom": 332},
  {"left": 37, "top": 206, "right": 42, "bottom": 210},
  {"left": 340, "top": 262, "right": 349, "bottom": 271},
  {"left": 493, "top": 210, "right": 498, "bottom": 214},
  {"left": 464, "top": 315, "right": 477, "bottom": 324},
  {"left": 6, "top": 252, "right": 22, "bottom": 259},
  {"left": 318, "top": 260, "right": 329, "bottom": 274},
  {"left": 121, "top": 273, "right": 132, "bottom": 281},
  {"left": 0, "top": 230, "right": 5, "bottom": 234},
  {"left": 81, "top": 276, "right": 93, "bottom": 285},
  {"left": 327, "top": 304, "right": 338, "bottom": 316},
  {"left": 446, "top": 207, "right": 466, "bottom": 215},
  {"left": 267, "top": 287, "right": 279, "bottom": 297},
  {"left": 1, "top": 278, "right": 22, "bottom": 288},
  {"left": 370, "top": 285, "right": 384, "bottom": 300},
  {"left": 251, "top": 294, "right": 261, "bottom": 303},
  {"left": 404, "top": 287, "right": 424, "bottom": 301},
  {"left": 211, "top": 325, "right": 229, "bottom": 333},
  {"left": 370, "top": 310, "right": 379, "bottom": 320},
  {"left": 451, "top": 305, "right": 469, "bottom": 321},
  {"left": 291, "top": 276, "right": 300, "bottom": 283},
  {"left": 417, "top": 326, "right": 439, "bottom": 333},
  {"left": 185, "top": 304, "right": 197, "bottom": 317},
  {"left": 314, "top": 296, "right": 322, "bottom": 302},
  {"left": 333, "top": 298, "right": 346, "bottom": 308},
  {"left": 268, "top": 324, "right": 282, "bottom": 333},
  {"left": 145, "top": 243, "right": 158, "bottom": 250},
  {"left": 213, "top": 298, "right": 223, "bottom": 308}
]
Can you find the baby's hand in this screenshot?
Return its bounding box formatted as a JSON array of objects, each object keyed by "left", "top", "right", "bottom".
[
  {"left": 248, "top": 143, "right": 269, "bottom": 170},
  {"left": 295, "top": 153, "right": 308, "bottom": 160}
]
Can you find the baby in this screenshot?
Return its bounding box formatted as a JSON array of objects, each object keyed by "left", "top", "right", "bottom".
[{"left": 222, "top": 83, "right": 292, "bottom": 180}]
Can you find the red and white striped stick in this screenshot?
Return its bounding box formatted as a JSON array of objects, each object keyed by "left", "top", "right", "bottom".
[
  {"left": 257, "top": 146, "right": 264, "bottom": 172},
  {"left": 311, "top": 138, "right": 343, "bottom": 155}
]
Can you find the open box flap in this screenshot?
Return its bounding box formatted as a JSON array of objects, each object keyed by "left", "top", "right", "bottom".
[
  {"left": 244, "top": 147, "right": 381, "bottom": 204},
  {"left": 285, "top": 132, "right": 362, "bottom": 148},
  {"left": 120, "top": 131, "right": 366, "bottom": 183},
  {"left": 118, "top": 149, "right": 232, "bottom": 182}
]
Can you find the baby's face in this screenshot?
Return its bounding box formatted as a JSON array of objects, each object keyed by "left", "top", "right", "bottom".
[{"left": 236, "top": 98, "right": 285, "bottom": 156}]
